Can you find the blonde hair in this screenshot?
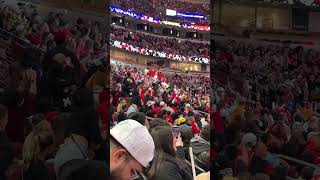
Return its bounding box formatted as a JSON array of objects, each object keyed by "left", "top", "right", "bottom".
[
  {"left": 117, "top": 100, "right": 127, "bottom": 113},
  {"left": 23, "top": 120, "right": 53, "bottom": 166}
]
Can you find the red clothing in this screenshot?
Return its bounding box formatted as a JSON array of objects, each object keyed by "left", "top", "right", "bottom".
[
  {"left": 97, "top": 102, "right": 108, "bottom": 127},
  {"left": 28, "top": 32, "right": 42, "bottom": 45},
  {"left": 191, "top": 121, "right": 200, "bottom": 134},
  {"left": 171, "top": 106, "right": 178, "bottom": 113},
  {"left": 210, "top": 147, "right": 216, "bottom": 161},
  {"left": 164, "top": 114, "right": 173, "bottom": 124},
  {"left": 305, "top": 140, "right": 320, "bottom": 164},
  {"left": 140, "top": 90, "right": 145, "bottom": 105},
  {"left": 98, "top": 88, "right": 109, "bottom": 133},
  {"left": 46, "top": 111, "right": 59, "bottom": 124},
  {"left": 53, "top": 29, "right": 70, "bottom": 43},
  {"left": 112, "top": 90, "right": 121, "bottom": 107},
  {"left": 213, "top": 108, "right": 224, "bottom": 134},
  {"left": 99, "top": 88, "right": 109, "bottom": 103},
  {"left": 149, "top": 69, "right": 156, "bottom": 77},
  {"left": 157, "top": 73, "right": 163, "bottom": 80},
  {"left": 153, "top": 107, "right": 161, "bottom": 115}
]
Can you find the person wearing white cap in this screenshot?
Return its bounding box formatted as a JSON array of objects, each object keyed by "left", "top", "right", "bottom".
[
  {"left": 242, "top": 133, "right": 257, "bottom": 147},
  {"left": 110, "top": 119, "right": 155, "bottom": 180}
]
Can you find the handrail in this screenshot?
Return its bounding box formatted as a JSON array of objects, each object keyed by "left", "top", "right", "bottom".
[
  {"left": 184, "top": 159, "right": 206, "bottom": 174},
  {"left": 274, "top": 154, "right": 320, "bottom": 169},
  {"left": 0, "top": 28, "right": 45, "bottom": 53}
]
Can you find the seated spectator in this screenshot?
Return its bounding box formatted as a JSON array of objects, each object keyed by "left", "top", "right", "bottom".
[
  {"left": 190, "top": 125, "right": 210, "bottom": 171},
  {"left": 127, "top": 112, "right": 149, "bottom": 129},
  {"left": 22, "top": 116, "right": 54, "bottom": 180},
  {"left": 148, "top": 126, "right": 193, "bottom": 180},
  {"left": 251, "top": 142, "right": 273, "bottom": 175},
  {"left": 58, "top": 159, "right": 108, "bottom": 180},
  {"left": 110, "top": 120, "right": 154, "bottom": 180}
]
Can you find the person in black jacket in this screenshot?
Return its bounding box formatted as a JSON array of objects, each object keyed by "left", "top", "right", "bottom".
[
  {"left": 0, "top": 104, "right": 12, "bottom": 180},
  {"left": 66, "top": 87, "right": 102, "bottom": 145},
  {"left": 148, "top": 126, "right": 193, "bottom": 180},
  {"left": 122, "top": 72, "right": 135, "bottom": 97}
]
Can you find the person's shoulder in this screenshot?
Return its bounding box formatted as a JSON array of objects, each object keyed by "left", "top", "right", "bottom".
[
  {"left": 160, "top": 155, "right": 180, "bottom": 169},
  {"left": 157, "top": 158, "right": 182, "bottom": 179}
]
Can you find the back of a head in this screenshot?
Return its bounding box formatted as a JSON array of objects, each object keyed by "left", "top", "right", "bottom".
[
  {"left": 149, "top": 118, "right": 171, "bottom": 130},
  {"left": 23, "top": 120, "right": 53, "bottom": 164},
  {"left": 58, "top": 159, "right": 108, "bottom": 180},
  {"left": 148, "top": 126, "right": 175, "bottom": 179},
  {"left": 127, "top": 112, "right": 146, "bottom": 126},
  {"left": 180, "top": 127, "right": 193, "bottom": 147},
  {"left": 200, "top": 125, "right": 210, "bottom": 142},
  {"left": 150, "top": 126, "right": 175, "bottom": 156}
]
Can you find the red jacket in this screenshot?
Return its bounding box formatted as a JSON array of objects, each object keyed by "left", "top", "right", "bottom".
[
  {"left": 164, "top": 114, "right": 173, "bottom": 124},
  {"left": 191, "top": 121, "right": 200, "bottom": 134}
]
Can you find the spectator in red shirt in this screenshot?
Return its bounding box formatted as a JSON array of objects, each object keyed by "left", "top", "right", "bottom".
[{"left": 189, "top": 116, "right": 200, "bottom": 135}]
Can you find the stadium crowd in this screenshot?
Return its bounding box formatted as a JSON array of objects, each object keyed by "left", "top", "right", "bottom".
[
  {"left": 0, "top": 2, "right": 110, "bottom": 180},
  {"left": 111, "top": 0, "right": 209, "bottom": 18},
  {"left": 0, "top": 2, "right": 106, "bottom": 73},
  {"left": 212, "top": 39, "right": 320, "bottom": 180},
  {"left": 110, "top": 26, "right": 209, "bottom": 63},
  {"left": 110, "top": 61, "right": 211, "bottom": 179},
  {"left": 0, "top": 2, "right": 211, "bottom": 180}
]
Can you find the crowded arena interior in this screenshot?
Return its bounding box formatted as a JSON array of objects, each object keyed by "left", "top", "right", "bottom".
[
  {"left": 212, "top": 0, "right": 320, "bottom": 180},
  {"left": 2, "top": 0, "right": 320, "bottom": 179},
  {"left": 0, "top": 0, "right": 211, "bottom": 179},
  {"left": 110, "top": 0, "right": 211, "bottom": 179},
  {"left": 0, "top": 0, "right": 109, "bottom": 180}
]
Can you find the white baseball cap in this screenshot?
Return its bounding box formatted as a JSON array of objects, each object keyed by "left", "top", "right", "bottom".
[
  {"left": 242, "top": 133, "right": 257, "bottom": 146},
  {"left": 111, "top": 120, "right": 155, "bottom": 168}
]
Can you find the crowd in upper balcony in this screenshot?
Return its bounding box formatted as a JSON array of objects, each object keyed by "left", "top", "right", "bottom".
[{"left": 111, "top": 26, "right": 209, "bottom": 63}]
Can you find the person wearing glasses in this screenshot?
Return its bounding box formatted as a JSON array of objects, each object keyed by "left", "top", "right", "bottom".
[{"left": 110, "top": 119, "right": 155, "bottom": 180}]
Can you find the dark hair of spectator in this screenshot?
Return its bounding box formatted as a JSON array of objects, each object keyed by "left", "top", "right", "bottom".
[
  {"left": 149, "top": 118, "right": 170, "bottom": 130},
  {"left": 148, "top": 126, "right": 176, "bottom": 179},
  {"left": 200, "top": 125, "right": 210, "bottom": 142},
  {"left": 180, "top": 127, "right": 193, "bottom": 147},
  {"left": 127, "top": 112, "right": 146, "bottom": 126}
]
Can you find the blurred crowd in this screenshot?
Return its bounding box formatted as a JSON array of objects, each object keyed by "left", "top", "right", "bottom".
[
  {"left": 110, "top": 26, "right": 209, "bottom": 63},
  {"left": 212, "top": 39, "right": 320, "bottom": 180},
  {"left": 111, "top": 0, "right": 209, "bottom": 23},
  {"left": 0, "top": 3, "right": 106, "bottom": 73},
  {"left": 110, "top": 62, "right": 211, "bottom": 179},
  {"left": 0, "top": 2, "right": 110, "bottom": 180}
]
